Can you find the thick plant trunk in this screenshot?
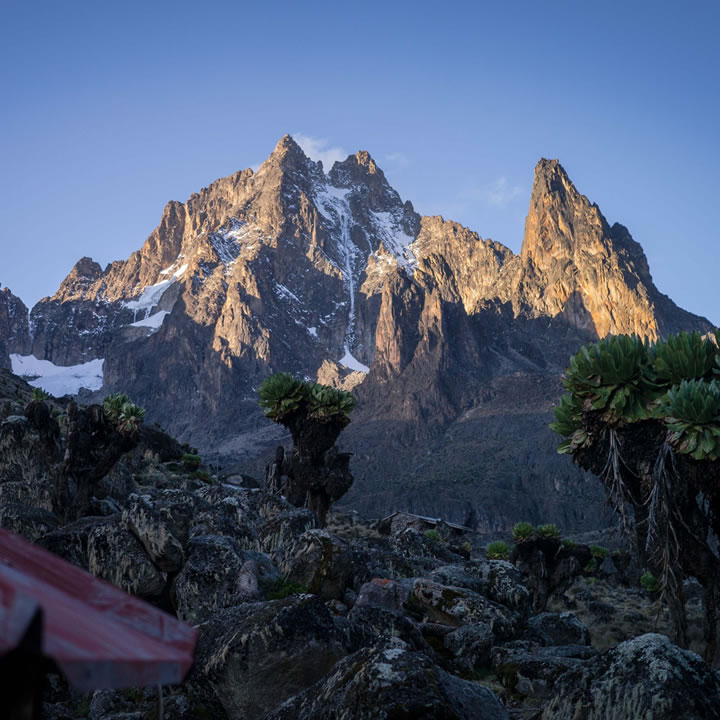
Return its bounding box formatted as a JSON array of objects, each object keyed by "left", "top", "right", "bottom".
[{"left": 264, "top": 417, "right": 354, "bottom": 527}]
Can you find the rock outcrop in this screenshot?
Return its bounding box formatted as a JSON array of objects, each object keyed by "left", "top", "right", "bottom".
[
  {"left": 3, "top": 139, "right": 713, "bottom": 531},
  {"left": 2, "top": 372, "right": 719, "bottom": 719},
  {"left": 267, "top": 639, "right": 510, "bottom": 720},
  {"left": 0, "top": 286, "right": 30, "bottom": 369},
  {"left": 542, "top": 633, "right": 720, "bottom": 719}
]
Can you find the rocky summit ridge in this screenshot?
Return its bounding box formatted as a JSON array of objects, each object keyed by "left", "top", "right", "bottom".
[{"left": 1, "top": 135, "right": 712, "bottom": 532}]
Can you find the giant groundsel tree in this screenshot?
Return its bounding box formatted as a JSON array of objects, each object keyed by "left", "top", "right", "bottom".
[
  {"left": 259, "top": 373, "right": 355, "bottom": 526},
  {"left": 551, "top": 330, "right": 720, "bottom": 665}
]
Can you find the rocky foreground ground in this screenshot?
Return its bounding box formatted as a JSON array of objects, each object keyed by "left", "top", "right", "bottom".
[{"left": 2, "top": 370, "right": 720, "bottom": 719}]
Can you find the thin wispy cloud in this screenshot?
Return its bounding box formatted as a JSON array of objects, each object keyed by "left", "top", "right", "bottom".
[
  {"left": 294, "top": 133, "right": 348, "bottom": 172},
  {"left": 385, "top": 151, "right": 409, "bottom": 166},
  {"left": 486, "top": 177, "right": 524, "bottom": 207}
]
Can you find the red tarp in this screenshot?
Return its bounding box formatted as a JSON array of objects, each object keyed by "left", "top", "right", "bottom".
[{"left": 0, "top": 528, "right": 197, "bottom": 691}]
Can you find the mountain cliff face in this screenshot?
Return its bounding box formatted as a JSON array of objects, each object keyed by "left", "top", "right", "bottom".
[
  {"left": 0, "top": 286, "right": 30, "bottom": 370},
  {"left": 7, "top": 136, "right": 713, "bottom": 530}
]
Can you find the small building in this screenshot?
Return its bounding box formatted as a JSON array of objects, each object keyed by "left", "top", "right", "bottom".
[{"left": 378, "top": 511, "right": 472, "bottom": 538}]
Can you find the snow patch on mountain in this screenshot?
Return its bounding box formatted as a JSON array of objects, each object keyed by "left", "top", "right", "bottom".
[
  {"left": 160, "top": 253, "right": 188, "bottom": 278},
  {"left": 314, "top": 183, "right": 364, "bottom": 360},
  {"left": 370, "top": 210, "right": 417, "bottom": 273},
  {"left": 10, "top": 354, "right": 104, "bottom": 396},
  {"left": 210, "top": 219, "right": 263, "bottom": 273},
  {"left": 275, "top": 283, "right": 302, "bottom": 305},
  {"left": 130, "top": 310, "right": 170, "bottom": 331},
  {"left": 339, "top": 350, "right": 369, "bottom": 373},
  {"left": 123, "top": 279, "right": 174, "bottom": 314}
]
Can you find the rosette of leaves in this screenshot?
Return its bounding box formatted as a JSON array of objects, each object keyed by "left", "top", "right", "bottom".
[
  {"left": 103, "top": 392, "right": 131, "bottom": 423},
  {"left": 640, "top": 571, "right": 660, "bottom": 594},
  {"left": 31, "top": 387, "right": 51, "bottom": 402},
  {"left": 550, "top": 392, "right": 592, "bottom": 454},
  {"left": 307, "top": 383, "right": 355, "bottom": 425},
  {"left": 562, "top": 334, "right": 658, "bottom": 423},
  {"left": 650, "top": 331, "right": 718, "bottom": 386},
  {"left": 117, "top": 402, "right": 146, "bottom": 436},
  {"left": 536, "top": 523, "right": 560, "bottom": 539},
  {"left": 512, "top": 521, "right": 534, "bottom": 543},
  {"left": 258, "top": 373, "right": 310, "bottom": 422},
  {"left": 487, "top": 540, "right": 509, "bottom": 560},
  {"left": 661, "top": 379, "right": 720, "bottom": 460}
]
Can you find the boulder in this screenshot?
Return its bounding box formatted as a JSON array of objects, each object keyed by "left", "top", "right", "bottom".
[
  {"left": 87, "top": 517, "right": 166, "bottom": 598},
  {"left": 443, "top": 622, "right": 495, "bottom": 673},
  {"left": 467, "top": 559, "right": 532, "bottom": 615},
  {"left": 88, "top": 687, "right": 198, "bottom": 720},
  {"left": 94, "top": 461, "right": 137, "bottom": 505},
  {"left": 231, "top": 486, "right": 296, "bottom": 523},
  {"left": 350, "top": 539, "right": 422, "bottom": 581},
  {"left": 0, "top": 480, "right": 55, "bottom": 512},
  {"left": 430, "top": 564, "right": 484, "bottom": 594},
  {"left": 190, "top": 595, "right": 353, "bottom": 720},
  {"left": 266, "top": 640, "right": 509, "bottom": 720},
  {"left": 252, "top": 508, "right": 318, "bottom": 555},
  {"left": 542, "top": 633, "right": 720, "bottom": 719},
  {"left": 410, "top": 579, "right": 520, "bottom": 639},
  {"left": 140, "top": 487, "right": 209, "bottom": 546},
  {"left": 527, "top": 611, "right": 591, "bottom": 646},
  {"left": 390, "top": 527, "right": 463, "bottom": 565},
  {"left": 123, "top": 493, "right": 185, "bottom": 572},
  {"left": 174, "top": 534, "right": 251, "bottom": 625},
  {"left": 0, "top": 416, "right": 56, "bottom": 501},
  {"left": 37, "top": 515, "right": 113, "bottom": 570},
  {"left": 354, "top": 577, "right": 412, "bottom": 613},
  {"left": 347, "top": 605, "right": 426, "bottom": 652},
  {"left": 492, "top": 643, "right": 594, "bottom": 699},
  {"left": 0, "top": 503, "right": 59, "bottom": 541},
  {"left": 277, "top": 529, "right": 354, "bottom": 600},
  {"left": 89, "top": 689, "right": 133, "bottom": 719}
]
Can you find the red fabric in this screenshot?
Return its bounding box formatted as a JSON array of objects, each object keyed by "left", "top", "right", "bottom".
[{"left": 0, "top": 529, "right": 196, "bottom": 690}]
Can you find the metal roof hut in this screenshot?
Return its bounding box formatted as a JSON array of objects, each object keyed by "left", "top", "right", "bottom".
[
  {"left": 377, "top": 511, "right": 473, "bottom": 538},
  {"left": 0, "top": 529, "right": 197, "bottom": 719}
]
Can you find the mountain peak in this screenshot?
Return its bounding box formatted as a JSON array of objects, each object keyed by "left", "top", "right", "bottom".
[
  {"left": 531, "top": 158, "right": 574, "bottom": 199},
  {"left": 515, "top": 158, "right": 710, "bottom": 339},
  {"left": 522, "top": 157, "right": 603, "bottom": 264},
  {"left": 328, "top": 150, "right": 388, "bottom": 189},
  {"left": 261, "top": 134, "right": 311, "bottom": 172},
  {"left": 53, "top": 257, "right": 105, "bottom": 303},
  {"left": 352, "top": 150, "right": 380, "bottom": 172}
]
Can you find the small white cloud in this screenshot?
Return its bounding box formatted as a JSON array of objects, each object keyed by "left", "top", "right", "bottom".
[
  {"left": 249, "top": 162, "right": 261, "bottom": 172},
  {"left": 385, "top": 151, "right": 409, "bottom": 166},
  {"left": 486, "top": 177, "right": 524, "bottom": 207},
  {"left": 294, "top": 133, "right": 348, "bottom": 173}
]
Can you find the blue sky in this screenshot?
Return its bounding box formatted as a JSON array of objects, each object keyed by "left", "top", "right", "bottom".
[{"left": 1, "top": 1, "right": 718, "bottom": 323}]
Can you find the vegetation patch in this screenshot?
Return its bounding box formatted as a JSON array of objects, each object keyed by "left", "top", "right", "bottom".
[
  {"left": 487, "top": 541, "right": 510, "bottom": 560},
  {"left": 512, "top": 521, "right": 534, "bottom": 543},
  {"left": 536, "top": 523, "right": 560, "bottom": 539},
  {"left": 182, "top": 453, "right": 202, "bottom": 470},
  {"left": 103, "top": 392, "right": 146, "bottom": 436},
  {"left": 262, "top": 577, "right": 309, "bottom": 600}
]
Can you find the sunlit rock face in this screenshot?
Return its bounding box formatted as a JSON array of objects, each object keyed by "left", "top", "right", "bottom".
[
  {"left": 6, "top": 138, "right": 712, "bottom": 531},
  {"left": 514, "top": 158, "right": 703, "bottom": 339}
]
